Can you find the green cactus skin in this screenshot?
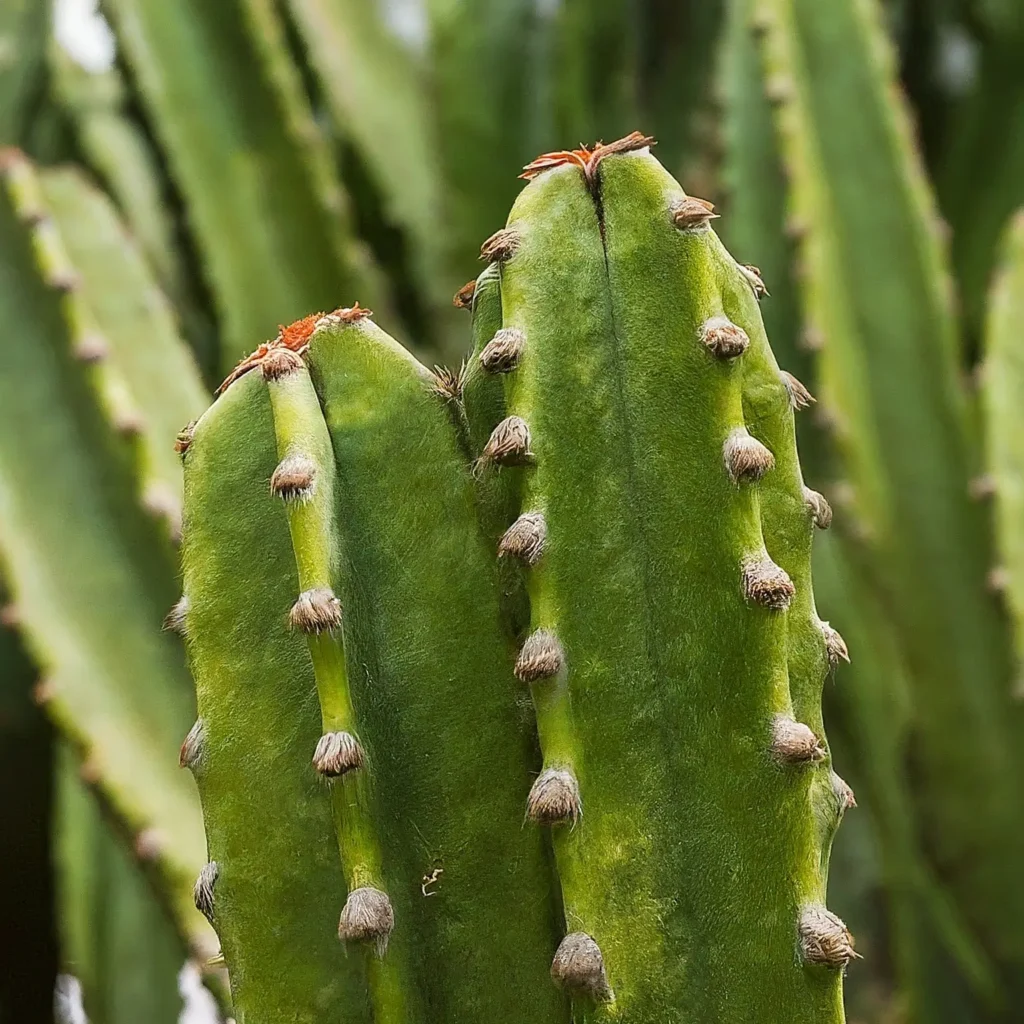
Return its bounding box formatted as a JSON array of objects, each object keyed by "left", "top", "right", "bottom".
[
  {"left": 183, "top": 315, "right": 565, "bottom": 1022},
  {"left": 102, "top": 0, "right": 383, "bottom": 373},
  {"left": 184, "top": 137, "right": 853, "bottom": 1021},
  {"left": 181, "top": 371, "right": 369, "bottom": 1022},
  {"left": 984, "top": 211, "right": 1024, "bottom": 699},
  {"left": 306, "top": 312, "right": 565, "bottom": 1017},
  {"left": 0, "top": 151, "right": 211, "bottom": 957},
  {"left": 484, "top": 143, "right": 847, "bottom": 1021},
  {"left": 814, "top": 534, "right": 1002, "bottom": 1023},
  {"left": 0, "top": 0, "right": 46, "bottom": 145},
  {"left": 281, "top": 0, "right": 448, "bottom": 306},
  {"left": 757, "top": 0, "right": 1024, "bottom": 997}
]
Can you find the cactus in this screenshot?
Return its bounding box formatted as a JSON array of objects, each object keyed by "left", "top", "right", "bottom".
[
  {"left": 755, "top": 0, "right": 1024, "bottom": 1003},
  {"left": 182, "top": 134, "right": 853, "bottom": 1022},
  {"left": 0, "top": 150, "right": 213, "bottom": 961},
  {"left": 101, "top": 0, "right": 384, "bottom": 374}
]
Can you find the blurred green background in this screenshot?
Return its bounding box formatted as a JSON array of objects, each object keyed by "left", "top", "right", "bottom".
[{"left": 3, "top": 0, "right": 1024, "bottom": 1021}]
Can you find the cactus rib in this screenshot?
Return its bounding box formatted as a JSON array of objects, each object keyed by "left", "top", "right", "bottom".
[{"left": 263, "top": 344, "right": 410, "bottom": 1012}]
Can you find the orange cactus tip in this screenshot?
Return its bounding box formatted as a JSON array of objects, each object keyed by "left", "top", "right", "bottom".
[
  {"left": 520, "top": 131, "right": 656, "bottom": 183},
  {"left": 278, "top": 313, "right": 324, "bottom": 352}
]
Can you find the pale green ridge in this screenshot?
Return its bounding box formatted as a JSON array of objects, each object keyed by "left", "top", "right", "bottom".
[
  {"left": 266, "top": 362, "right": 414, "bottom": 1024},
  {"left": 38, "top": 164, "right": 208, "bottom": 540},
  {"left": 983, "top": 210, "right": 1024, "bottom": 697}
]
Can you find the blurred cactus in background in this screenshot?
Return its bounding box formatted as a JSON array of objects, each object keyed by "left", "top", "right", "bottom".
[{"left": 2, "top": 0, "right": 1024, "bottom": 1021}]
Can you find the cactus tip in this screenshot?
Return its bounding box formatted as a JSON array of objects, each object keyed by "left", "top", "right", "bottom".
[
  {"left": 700, "top": 316, "right": 749, "bottom": 359},
  {"left": 193, "top": 862, "right": 219, "bottom": 923},
  {"left": 551, "top": 932, "right": 614, "bottom": 1002},
  {"left": 289, "top": 587, "right": 342, "bottom": 634},
  {"left": 724, "top": 429, "right": 775, "bottom": 484},
  {"left": 514, "top": 628, "right": 564, "bottom": 682},
  {"left": 520, "top": 131, "right": 654, "bottom": 183},
  {"left": 527, "top": 767, "right": 581, "bottom": 825},
  {"left": 270, "top": 453, "right": 317, "bottom": 502},
  {"left": 480, "top": 327, "right": 526, "bottom": 373},
  {"left": 312, "top": 731, "right": 365, "bottom": 777},
  {"left": 338, "top": 887, "right": 394, "bottom": 955},
  {"left": 799, "top": 905, "right": 859, "bottom": 967},
  {"left": 499, "top": 511, "right": 547, "bottom": 567},
  {"left": 179, "top": 719, "right": 205, "bottom": 772},
  {"left": 772, "top": 715, "right": 826, "bottom": 764}
]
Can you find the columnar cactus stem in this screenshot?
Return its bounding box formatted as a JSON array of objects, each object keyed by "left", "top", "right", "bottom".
[
  {"left": 486, "top": 140, "right": 849, "bottom": 1018},
  {"left": 263, "top": 355, "right": 409, "bottom": 1011},
  {"left": 181, "top": 375, "right": 365, "bottom": 1021}
]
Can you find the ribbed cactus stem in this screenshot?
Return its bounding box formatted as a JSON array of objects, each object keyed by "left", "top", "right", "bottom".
[{"left": 264, "top": 357, "right": 408, "bottom": 1008}]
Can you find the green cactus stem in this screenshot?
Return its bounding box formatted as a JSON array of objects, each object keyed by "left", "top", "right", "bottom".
[
  {"left": 183, "top": 132, "right": 854, "bottom": 1022},
  {"left": 102, "top": 0, "right": 383, "bottom": 373}
]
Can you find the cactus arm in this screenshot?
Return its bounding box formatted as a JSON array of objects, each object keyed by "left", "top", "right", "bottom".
[
  {"left": 264, "top": 359, "right": 413, "bottom": 1023},
  {"left": 281, "top": 0, "right": 447, "bottom": 300},
  {"left": 102, "top": 0, "right": 381, "bottom": 372},
  {"left": 0, "top": 156, "right": 210, "bottom": 956},
  {"left": 984, "top": 211, "right": 1024, "bottom": 695},
  {"left": 182, "top": 372, "right": 369, "bottom": 1022},
  {"left": 758, "top": 0, "right": 1024, "bottom": 981},
  {"left": 37, "top": 165, "right": 208, "bottom": 542},
  {"left": 492, "top": 149, "right": 844, "bottom": 1019},
  {"left": 814, "top": 534, "right": 1003, "bottom": 1020},
  {"left": 304, "top": 313, "right": 565, "bottom": 1020}
]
